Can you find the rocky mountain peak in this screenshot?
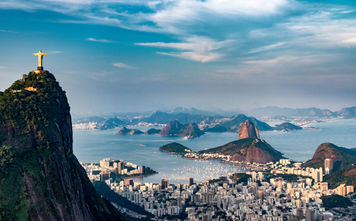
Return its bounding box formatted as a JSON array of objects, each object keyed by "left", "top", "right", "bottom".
[{"left": 238, "top": 120, "right": 260, "bottom": 140}]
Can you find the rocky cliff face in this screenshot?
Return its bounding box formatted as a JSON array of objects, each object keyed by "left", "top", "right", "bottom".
[
  {"left": 200, "top": 138, "right": 283, "bottom": 164},
  {"left": 0, "top": 71, "right": 123, "bottom": 221},
  {"left": 238, "top": 120, "right": 260, "bottom": 140}
]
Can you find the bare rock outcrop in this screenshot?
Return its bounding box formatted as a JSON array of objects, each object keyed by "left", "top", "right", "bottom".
[{"left": 238, "top": 120, "right": 260, "bottom": 140}]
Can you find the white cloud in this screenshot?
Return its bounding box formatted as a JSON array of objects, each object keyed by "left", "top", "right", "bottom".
[
  {"left": 147, "top": 0, "right": 293, "bottom": 35},
  {"left": 249, "top": 42, "right": 286, "bottom": 54},
  {"left": 1, "top": 0, "right": 355, "bottom": 66},
  {"left": 157, "top": 51, "right": 222, "bottom": 63},
  {"left": 284, "top": 9, "right": 356, "bottom": 48},
  {"left": 343, "top": 38, "right": 356, "bottom": 44},
  {"left": 86, "top": 37, "right": 112, "bottom": 43},
  {"left": 136, "top": 36, "right": 233, "bottom": 62},
  {"left": 112, "top": 62, "right": 135, "bottom": 69}
]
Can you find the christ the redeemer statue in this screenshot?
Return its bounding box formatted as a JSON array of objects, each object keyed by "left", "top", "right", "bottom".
[{"left": 33, "top": 50, "right": 47, "bottom": 71}]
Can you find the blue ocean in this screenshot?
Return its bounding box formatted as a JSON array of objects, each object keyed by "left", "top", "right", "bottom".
[{"left": 74, "top": 119, "right": 356, "bottom": 184}]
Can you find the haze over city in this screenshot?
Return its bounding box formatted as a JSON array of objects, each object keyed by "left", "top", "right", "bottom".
[{"left": 0, "top": 0, "right": 355, "bottom": 114}]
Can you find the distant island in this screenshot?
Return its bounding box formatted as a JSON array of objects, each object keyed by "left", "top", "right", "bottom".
[
  {"left": 145, "top": 128, "right": 161, "bottom": 135},
  {"left": 159, "top": 142, "right": 192, "bottom": 155},
  {"left": 159, "top": 120, "right": 204, "bottom": 139},
  {"left": 273, "top": 122, "right": 302, "bottom": 131},
  {"left": 113, "top": 116, "right": 303, "bottom": 139},
  {"left": 116, "top": 121, "right": 205, "bottom": 138},
  {"left": 116, "top": 127, "right": 144, "bottom": 135}
]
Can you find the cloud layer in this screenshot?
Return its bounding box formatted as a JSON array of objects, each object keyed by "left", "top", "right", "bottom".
[{"left": 0, "top": 0, "right": 355, "bottom": 113}]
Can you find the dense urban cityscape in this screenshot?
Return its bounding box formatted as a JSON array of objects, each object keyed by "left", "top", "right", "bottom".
[{"left": 82, "top": 157, "right": 356, "bottom": 220}]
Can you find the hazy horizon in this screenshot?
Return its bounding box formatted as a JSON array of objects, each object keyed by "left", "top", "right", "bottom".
[{"left": 1, "top": 0, "right": 356, "bottom": 115}]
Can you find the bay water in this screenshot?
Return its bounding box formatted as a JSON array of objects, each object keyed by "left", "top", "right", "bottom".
[{"left": 73, "top": 119, "right": 356, "bottom": 184}]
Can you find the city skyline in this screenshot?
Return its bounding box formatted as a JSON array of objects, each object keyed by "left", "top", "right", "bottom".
[{"left": 0, "top": 0, "right": 356, "bottom": 114}]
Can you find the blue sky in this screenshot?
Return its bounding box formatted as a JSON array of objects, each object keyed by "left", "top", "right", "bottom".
[{"left": 0, "top": 0, "right": 355, "bottom": 115}]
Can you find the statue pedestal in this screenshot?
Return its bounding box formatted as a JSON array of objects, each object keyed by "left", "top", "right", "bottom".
[
  {"left": 34, "top": 66, "right": 45, "bottom": 74},
  {"left": 34, "top": 69, "right": 46, "bottom": 74}
]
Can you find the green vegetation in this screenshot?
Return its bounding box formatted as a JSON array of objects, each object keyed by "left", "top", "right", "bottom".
[
  {"left": 0, "top": 145, "right": 49, "bottom": 221},
  {"left": 265, "top": 173, "right": 309, "bottom": 183},
  {"left": 0, "top": 72, "right": 70, "bottom": 143},
  {"left": 208, "top": 176, "right": 227, "bottom": 184},
  {"left": 232, "top": 173, "right": 251, "bottom": 185},
  {"left": 160, "top": 142, "right": 192, "bottom": 155},
  {"left": 321, "top": 195, "right": 353, "bottom": 210},
  {"left": 0, "top": 72, "right": 70, "bottom": 220}
]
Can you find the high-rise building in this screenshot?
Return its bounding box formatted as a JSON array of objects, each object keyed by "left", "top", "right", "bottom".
[
  {"left": 295, "top": 199, "right": 302, "bottom": 208},
  {"left": 138, "top": 166, "right": 143, "bottom": 174},
  {"left": 320, "top": 182, "right": 328, "bottom": 191},
  {"left": 124, "top": 179, "right": 134, "bottom": 186},
  {"left": 279, "top": 159, "right": 291, "bottom": 165},
  {"left": 346, "top": 185, "right": 354, "bottom": 194},
  {"left": 162, "top": 179, "right": 169, "bottom": 189},
  {"left": 257, "top": 190, "right": 264, "bottom": 199},
  {"left": 337, "top": 184, "right": 346, "bottom": 196},
  {"left": 313, "top": 168, "right": 323, "bottom": 182},
  {"left": 324, "top": 158, "right": 333, "bottom": 174},
  {"left": 117, "top": 161, "right": 122, "bottom": 174},
  {"left": 305, "top": 209, "right": 315, "bottom": 221},
  {"left": 99, "top": 172, "right": 110, "bottom": 181},
  {"left": 99, "top": 158, "right": 111, "bottom": 168},
  {"left": 189, "top": 178, "right": 194, "bottom": 186}
]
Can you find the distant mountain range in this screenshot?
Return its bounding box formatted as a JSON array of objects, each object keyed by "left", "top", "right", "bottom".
[
  {"left": 337, "top": 107, "right": 356, "bottom": 119},
  {"left": 73, "top": 106, "right": 356, "bottom": 131},
  {"left": 138, "top": 110, "right": 212, "bottom": 124},
  {"left": 208, "top": 114, "right": 273, "bottom": 132},
  {"left": 249, "top": 106, "right": 356, "bottom": 119}
]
